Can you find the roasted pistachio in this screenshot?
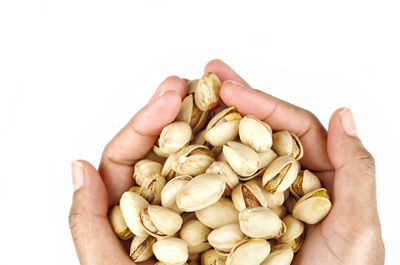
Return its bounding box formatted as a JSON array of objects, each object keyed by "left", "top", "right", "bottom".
[
  {"left": 278, "top": 215, "right": 304, "bottom": 252},
  {"left": 262, "top": 156, "right": 299, "bottom": 193},
  {"left": 120, "top": 191, "right": 150, "bottom": 237},
  {"left": 108, "top": 205, "right": 133, "bottom": 240},
  {"left": 239, "top": 207, "right": 286, "bottom": 239},
  {"left": 201, "top": 249, "right": 226, "bottom": 265},
  {"left": 195, "top": 197, "right": 239, "bottom": 229},
  {"left": 139, "top": 175, "right": 166, "bottom": 204},
  {"left": 208, "top": 224, "right": 244, "bottom": 254},
  {"left": 140, "top": 205, "right": 183, "bottom": 238},
  {"left": 161, "top": 175, "right": 192, "bottom": 213},
  {"left": 172, "top": 145, "right": 215, "bottom": 176},
  {"left": 239, "top": 115, "right": 272, "bottom": 152},
  {"left": 231, "top": 181, "right": 268, "bottom": 211},
  {"left": 292, "top": 188, "right": 332, "bottom": 224},
  {"left": 187, "top": 79, "right": 199, "bottom": 94},
  {"left": 177, "top": 94, "right": 209, "bottom": 134},
  {"left": 206, "top": 161, "right": 240, "bottom": 194},
  {"left": 180, "top": 219, "right": 211, "bottom": 254},
  {"left": 223, "top": 141, "right": 258, "bottom": 177},
  {"left": 290, "top": 170, "right": 322, "bottom": 198},
  {"left": 176, "top": 173, "right": 226, "bottom": 212},
  {"left": 226, "top": 239, "right": 271, "bottom": 265},
  {"left": 128, "top": 185, "right": 141, "bottom": 193},
  {"left": 130, "top": 235, "right": 156, "bottom": 262},
  {"left": 204, "top": 107, "right": 241, "bottom": 146},
  {"left": 194, "top": 72, "right": 221, "bottom": 111},
  {"left": 133, "top": 159, "right": 162, "bottom": 186},
  {"left": 261, "top": 244, "right": 294, "bottom": 265},
  {"left": 272, "top": 131, "right": 303, "bottom": 160},
  {"left": 156, "top": 121, "right": 192, "bottom": 156},
  {"left": 153, "top": 237, "right": 189, "bottom": 265},
  {"left": 161, "top": 152, "right": 178, "bottom": 181},
  {"left": 270, "top": 205, "right": 287, "bottom": 219}
]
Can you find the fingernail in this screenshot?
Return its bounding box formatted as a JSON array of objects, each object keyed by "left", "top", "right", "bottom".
[
  {"left": 71, "top": 160, "right": 85, "bottom": 191},
  {"left": 340, "top": 108, "right": 358, "bottom": 137},
  {"left": 223, "top": 80, "right": 246, "bottom": 88}
]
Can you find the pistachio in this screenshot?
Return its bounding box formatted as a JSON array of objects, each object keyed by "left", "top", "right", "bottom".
[
  {"left": 223, "top": 141, "right": 258, "bottom": 177},
  {"left": 172, "top": 145, "right": 215, "bottom": 176},
  {"left": 278, "top": 215, "right": 304, "bottom": 252},
  {"left": 108, "top": 205, "right": 133, "bottom": 240},
  {"left": 120, "top": 191, "right": 150, "bottom": 237},
  {"left": 187, "top": 79, "right": 199, "bottom": 94},
  {"left": 262, "top": 156, "right": 299, "bottom": 193},
  {"left": 161, "top": 175, "right": 192, "bottom": 213},
  {"left": 226, "top": 239, "right": 271, "bottom": 265},
  {"left": 156, "top": 121, "right": 192, "bottom": 155},
  {"left": 201, "top": 249, "right": 227, "bottom": 265},
  {"left": 237, "top": 149, "right": 278, "bottom": 181},
  {"left": 292, "top": 188, "right": 332, "bottom": 224},
  {"left": 272, "top": 131, "right": 304, "bottom": 160},
  {"left": 251, "top": 177, "right": 285, "bottom": 208},
  {"left": 204, "top": 107, "right": 241, "bottom": 146},
  {"left": 139, "top": 175, "right": 166, "bottom": 204},
  {"left": 188, "top": 252, "right": 201, "bottom": 262},
  {"left": 133, "top": 159, "right": 162, "bottom": 186},
  {"left": 191, "top": 129, "right": 207, "bottom": 146},
  {"left": 206, "top": 161, "right": 240, "bottom": 193},
  {"left": 231, "top": 181, "right": 268, "bottom": 211},
  {"left": 180, "top": 219, "right": 211, "bottom": 254},
  {"left": 145, "top": 149, "right": 167, "bottom": 164},
  {"left": 239, "top": 115, "right": 273, "bottom": 152},
  {"left": 176, "top": 173, "right": 226, "bottom": 212},
  {"left": 187, "top": 242, "right": 212, "bottom": 254},
  {"left": 140, "top": 205, "right": 183, "bottom": 238},
  {"left": 239, "top": 207, "right": 286, "bottom": 239},
  {"left": 128, "top": 185, "right": 141, "bottom": 194},
  {"left": 130, "top": 235, "right": 156, "bottom": 262},
  {"left": 194, "top": 72, "right": 221, "bottom": 111},
  {"left": 177, "top": 94, "right": 209, "bottom": 134},
  {"left": 290, "top": 170, "right": 322, "bottom": 199},
  {"left": 153, "top": 237, "right": 189, "bottom": 265},
  {"left": 260, "top": 244, "right": 294, "bottom": 265},
  {"left": 161, "top": 152, "right": 178, "bottom": 181},
  {"left": 270, "top": 205, "right": 287, "bottom": 219},
  {"left": 207, "top": 224, "right": 245, "bottom": 254},
  {"left": 195, "top": 197, "right": 239, "bottom": 229}
]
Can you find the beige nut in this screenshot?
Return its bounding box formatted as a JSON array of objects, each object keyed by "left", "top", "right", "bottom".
[
  {"left": 129, "top": 235, "right": 156, "bottom": 262},
  {"left": 290, "top": 170, "right": 322, "bottom": 199},
  {"left": 139, "top": 174, "right": 166, "bottom": 204},
  {"left": 206, "top": 161, "right": 240, "bottom": 195},
  {"left": 194, "top": 72, "right": 221, "bottom": 111},
  {"left": 195, "top": 197, "right": 239, "bottom": 229},
  {"left": 140, "top": 205, "right": 183, "bottom": 238},
  {"left": 161, "top": 175, "right": 192, "bottom": 213},
  {"left": 180, "top": 219, "right": 211, "bottom": 254},
  {"left": 161, "top": 152, "right": 178, "bottom": 181},
  {"left": 239, "top": 115, "right": 273, "bottom": 152},
  {"left": 260, "top": 244, "right": 294, "bottom": 265},
  {"left": 108, "top": 205, "right": 133, "bottom": 240},
  {"left": 207, "top": 223, "right": 245, "bottom": 254},
  {"left": 270, "top": 205, "right": 287, "bottom": 219},
  {"left": 223, "top": 141, "right": 258, "bottom": 177},
  {"left": 120, "top": 192, "right": 150, "bottom": 237},
  {"left": 187, "top": 79, "right": 199, "bottom": 94},
  {"left": 172, "top": 145, "right": 215, "bottom": 176},
  {"left": 278, "top": 215, "right": 304, "bottom": 252},
  {"left": 292, "top": 188, "right": 332, "bottom": 224},
  {"left": 226, "top": 239, "right": 271, "bottom": 265},
  {"left": 157, "top": 121, "right": 192, "bottom": 155},
  {"left": 133, "top": 159, "right": 162, "bottom": 186},
  {"left": 262, "top": 156, "right": 299, "bottom": 193},
  {"left": 201, "top": 249, "right": 226, "bottom": 265},
  {"left": 176, "top": 94, "right": 209, "bottom": 134},
  {"left": 153, "top": 237, "right": 188, "bottom": 265},
  {"left": 272, "top": 131, "right": 304, "bottom": 160},
  {"left": 231, "top": 180, "right": 268, "bottom": 211},
  {"left": 204, "top": 107, "right": 241, "bottom": 146}
]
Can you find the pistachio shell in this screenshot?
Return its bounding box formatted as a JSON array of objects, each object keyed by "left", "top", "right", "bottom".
[
  {"left": 128, "top": 185, "right": 141, "bottom": 193},
  {"left": 161, "top": 152, "right": 178, "bottom": 181},
  {"left": 130, "top": 235, "right": 156, "bottom": 262},
  {"left": 177, "top": 94, "right": 208, "bottom": 134},
  {"left": 153, "top": 237, "right": 188, "bottom": 265},
  {"left": 208, "top": 224, "right": 244, "bottom": 253},
  {"left": 239, "top": 115, "right": 273, "bottom": 152},
  {"left": 158, "top": 121, "right": 192, "bottom": 155},
  {"left": 255, "top": 176, "right": 286, "bottom": 208},
  {"left": 108, "top": 205, "right": 133, "bottom": 240},
  {"left": 195, "top": 197, "right": 239, "bottom": 229},
  {"left": 194, "top": 72, "right": 221, "bottom": 111},
  {"left": 204, "top": 107, "right": 241, "bottom": 146},
  {"left": 278, "top": 215, "right": 304, "bottom": 252},
  {"left": 262, "top": 156, "right": 299, "bottom": 193},
  {"left": 120, "top": 192, "right": 150, "bottom": 237},
  {"left": 237, "top": 150, "right": 277, "bottom": 181},
  {"left": 270, "top": 205, "right": 287, "bottom": 219},
  {"left": 290, "top": 170, "right": 322, "bottom": 198},
  {"left": 144, "top": 149, "right": 167, "bottom": 164},
  {"left": 292, "top": 188, "right": 332, "bottom": 224},
  {"left": 187, "top": 79, "right": 199, "bottom": 94},
  {"left": 191, "top": 129, "right": 207, "bottom": 145},
  {"left": 260, "top": 244, "right": 294, "bottom": 265},
  {"left": 161, "top": 175, "right": 192, "bottom": 213},
  {"left": 201, "top": 249, "right": 226, "bottom": 265},
  {"left": 226, "top": 239, "right": 271, "bottom": 265},
  {"left": 176, "top": 173, "right": 226, "bottom": 212},
  {"left": 172, "top": 145, "right": 215, "bottom": 176},
  {"left": 180, "top": 219, "right": 211, "bottom": 248},
  {"left": 206, "top": 161, "right": 239, "bottom": 190},
  {"left": 239, "top": 207, "right": 286, "bottom": 239},
  {"left": 133, "top": 159, "right": 162, "bottom": 186},
  {"left": 187, "top": 242, "right": 212, "bottom": 254},
  {"left": 231, "top": 181, "right": 268, "bottom": 212},
  {"left": 223, "top": 141, "right": 258, "bottom": 177},
  {"left": 139, "top": 175, "right": 166, "bottom": 204},
  {"left": 272, "top": 131, "right": 304, "bottom": 160},
  {"left": 140, "top": 205, "right": 183, "bottom": 238}
]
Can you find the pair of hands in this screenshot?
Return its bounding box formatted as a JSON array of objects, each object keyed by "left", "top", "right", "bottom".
[{"left": 69, "top": 60, "right": 385, "bottom": 265}]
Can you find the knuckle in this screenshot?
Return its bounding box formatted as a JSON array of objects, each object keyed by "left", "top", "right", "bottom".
[
  {"left": 355, "top": 150, "right": 376, "bottom": 176},
  {"left": 68, "top": 209, "right": 87, "bottom": 236}
]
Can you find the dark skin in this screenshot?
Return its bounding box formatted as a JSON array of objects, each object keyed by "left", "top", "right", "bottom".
[{"left": 69, "top": 59, "right": 385, "bottom": 265}]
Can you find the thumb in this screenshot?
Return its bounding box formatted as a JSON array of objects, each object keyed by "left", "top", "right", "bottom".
[{"left": 69, "top": 160, "right": 134, "bottom": 265}]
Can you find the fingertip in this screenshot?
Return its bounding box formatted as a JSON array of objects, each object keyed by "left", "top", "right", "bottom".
[
  {"left": 204, "top": 59, "right": 249, "bottom": 86},
  {"left": 149, "top": 75, "right": 188, "bottom": 103},
  {"left": 204, "top": 58, "right": 226, "bottom": 72}
]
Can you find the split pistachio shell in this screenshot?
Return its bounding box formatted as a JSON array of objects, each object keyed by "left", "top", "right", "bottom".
[
  {"left": 270, "top": 205, "right": 287, "bottom": 219},
  {"left": 239, "top": 115, "right": 273, "bottom": 152},
  {"left": 120, "top": 192, "right": 150, "bottom": 237},
  {"left": 262, "top": 156, "right": 299, "bottom": 193},
  {"left": 201, "top": 249, "right": 226, "bottom": 265},
  {"left": 250, "top": 177, "right": 285, "bottom": 208},
  {"left": 223, "top": 141, "right": 258, "bottom": 177},
  {"left": 157, "top": 121, "right": 192, "bottom": 155},
  {"left": 161, "top": 152, "right": 178, "bottom": 181},
  {"left": 176, "top": 173, "right": 226, "bottom": 212},
  {"left": 172, "top": 145, "right": 215, "bottom": 176},
  {"left": 207, "top": 224, "right": 244, "bottom": 254},
  {"left": 290, "top": 170, "right": 322, "bottom": 198},
  {"left": 133, "top": 159, "right": 162, "bottom": 186},
  {"left": 195, "top": 197, "right": 239, "bottom": 229},
  {"left": 206, "top": 161, "right": 239, "bottom": 190},
  {"left": 139, "top": 175, "right": 166, "bottom": 205},
  {"left": 153, "top": 237, "right": 189, "bottom": 265},
  {"left": 180, "top": 219, "right": 211, "bottom": 250},
  {"left": 292, "top": 188, "right": 332, "bottom": 224},
  {"left": 177, "top": 94, "right": 209, "bottom": 134},
  {"left": 231, "top": 181, "right": 268, "bottom": 212},
  {"left": 204, "top": 107, "right": 241, "bottom": 146},
  {"left": 140, "top": 205, "right": 183, "bottom": 238},
  {"left": 226, "top": 239, "right": 271, "bottom": 265},
  {"left": 237, "top": 149, "right": 278, "bottom": 181},
  {"left": 161, "top": 175, "right": 192, "bottom": 212},
  {"left": 261, "top": 244, "right": 294, "bottom": 265},
  {"left": 130, "top": 235, "right": 156, "bottom": 262},
  {"left": 239, "top": 207, "right": 286, "bottom": 239},
  {"left": 187, "top": 79, "right": 199, "bottom": 94},
  {"left": 191, "top": 129, "right": 207, "bottom": 146},
  {"left": 108, "top": 205, "right": 133, "bottom": 240},
  {"left": 272, "top": 131, "right": 304, "bottom": 160},
  {"left": 194, "top": 72, "right": 221, "bottom": 111},
  {"left": 278, "top": 215, "right": 304, "bottom": 252}
]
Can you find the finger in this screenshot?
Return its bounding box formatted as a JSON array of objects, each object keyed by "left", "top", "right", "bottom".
[
  {"left": 148, "top": 76, "right": 187, "bottom": 104},
  {"left": 69, "top": 160, "right": 135, "bottom": 265},
  {"left": 204, "top": 59, "right": 250, "bottom": 86},
  {"left": 100, "top": 89, "right": 183, "bottom": 206},
  {"left": 220, "top": 80, "right": 332, "bottom": 173}
]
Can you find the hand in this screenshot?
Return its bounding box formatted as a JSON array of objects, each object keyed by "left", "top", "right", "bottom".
[{"left": 204, "top": 59, "right": 385, "bottom": 265}]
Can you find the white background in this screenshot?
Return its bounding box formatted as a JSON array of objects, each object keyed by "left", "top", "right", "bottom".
[{"left": 0, "top": 1, "right": 399, "bottom": 264}]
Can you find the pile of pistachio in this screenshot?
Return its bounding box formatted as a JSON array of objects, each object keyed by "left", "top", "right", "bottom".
[{"left": 108, "top": 73, "right": 332, "bottom": 265}]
